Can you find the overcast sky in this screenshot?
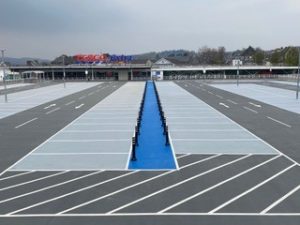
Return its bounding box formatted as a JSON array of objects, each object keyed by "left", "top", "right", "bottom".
[{"left": 1, "top": 0, "right": 300, "bottom": 59}]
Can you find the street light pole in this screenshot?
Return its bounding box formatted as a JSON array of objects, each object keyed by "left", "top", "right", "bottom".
[
  {"left": 296, "top": 47, "right": 300, "bottom": 100},
  {"left": 1, "top": 49, "right": 8, "bottom": 102},
  {"left": 62, "top": 55, "right": 66, "bottom": 88},
  {"left": 237, "top": 59, "right": 240, "bottom": 87}
]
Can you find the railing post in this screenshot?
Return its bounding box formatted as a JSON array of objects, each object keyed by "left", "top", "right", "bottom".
[{"left": 131, "top": 137, "right": 137, "bottom": 161}]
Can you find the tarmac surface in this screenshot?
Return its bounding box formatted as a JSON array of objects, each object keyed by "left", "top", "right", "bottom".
[{"left": 0, "top": 80, "right": 299, "bottom": 225}]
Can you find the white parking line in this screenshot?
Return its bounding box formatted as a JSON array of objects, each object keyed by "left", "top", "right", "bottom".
[
  {"left": 248, "top": 102, "right": 261, "bottom": 108},
  {"left": 261, "top": 184, "right": 300, "bottom": 214},
  {"left": 15, "top": 118, "right": 38, "bottom": 129},
  {"left": 219, "top": 103, "right": 229, "bottom": 108},
  {"left": 1, "top": 212, "right": 300, "bottom": 217},
  {"left": 0, "top": 171, "right": 104, "bottom": 205},
  {"left": 176, "top": 154, "right": 190, "bottom": 159},
  {"left": 209, "top": 163, "right": 296, "bottom": 214},
  {"left": 159, "top": 155, "right": 280, "bottom": 213},
  {"left": 32, "top": 153, "right": 128, "bottom": 155},
  {"left": 7, "top": 171, "right": 138, "bottom": 215},
  {"left": 266, "top": 116, "right": 291, "bottom": 128},
  {"left": 75, "top": 104, "right": 84, "bottom": 109},
  {"left": 65, "top": 100, "right": 75, "bottom": 106},
  {"left": 243, "top": 106, "right": 258, "bottom": 114},
  {"left": 0, "top": 171, "right": 33, "bottom": 181},
  {"left": 106, "top": 155, "right": 221, "bottom": 214},
  {"left": 44, "top": 104, "right": 56, "bottom": 110},
  {"left": 0, "top": 171, "right": 67, "bottom": 191},
  {"left": 46, "top": 107, "right": 60, "bottom": 115},
  {"left": 61, "top": 157, "right": 222, "bottom": 215}
]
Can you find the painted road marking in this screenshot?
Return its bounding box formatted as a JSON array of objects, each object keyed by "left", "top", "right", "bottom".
[
  {"left": 78, "top": 96, "right": 86, "bottom": 100},
  {"left": 75, "top": 104, "right": 84, "bottom": 109},
  {"left": 0, "top": 171, "right": 33, "bottom": 181},
  {"left": 0, "top": 171, "right": 68, "bottom": 191},
  {"left": 243, "top": 106, "right": 258, "bottom": 114},
  {"left": 107, "top": 155, "right": 221, "bottom": 214},
  {"left": 248, "top": 102, "right": 262, "bottom": 108},
  {"left": 159, "top": 155, "right": 279, "bottom": 213},
  {"left": 46, "top": 107, "right": 61, "bottom": 115},
  {"left": 65, "top": 100, "right": 75, "bottom": 106},
  {"left": 215, "top": 94, "right": 223, "bottom": 99},
  {"left": 267, "top": 116, "right": 291, "bottom": 128},
  {"left": 226, "top": 99, "right": 238, "bottom": 105},
  {"left": 0, "top": 171, "right": 104, "bottom": 205},
  {"left": 44, "top": 104, "right": 56, "bottom": 109},
  {"left": 219, "top": 103, "right": 229, "bottom": 108},
  {"left": 261, "top": 184, "right": 300, "bottom": 214},
  {"left": 8, "top": 171, "right": 138, "bottom": 215},
  {"left": 15, "top": 118, "right": 38, "bottom": 129},
  {"left": 209, "top": 163, "right": 296, "bottom": 214},
  {"left": 88, "top": 92, "right": 94, "bottom": 96}
]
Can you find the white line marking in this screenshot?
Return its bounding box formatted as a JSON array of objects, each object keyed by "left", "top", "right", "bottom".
[
  {"left": 243, "top": 106, "right": 258, "bottom": 114},
  {"left": 215, "top": 94, "right": 223, "bottom": 99},
  {"left": 75, "top": 104, "right": 84, "bottom": 109},
  {"left": 176, "top": 154, "right": 190, "bottom": 159},
  {"left": 2, "top": 212, "right": 300, "bottom": 217},
  {"left": 159, "top": 155, "right": 280, "bottom": 213},
  {"left": 78, "top": 96, "right": 86, "bottom": 100},
  {"left": 168, "top": 131, "right": 179, "bottom": 170},
  {"left": 44, "top": 104, "right": 56, "bottom": 109},
  {"left": 0, "top": 84, "right": 130, "bottom": 177},
  {"left": 173, "top": 84, "right": 298, "bottom": 165},
  {"left": 0, "top": 171, "right": 103, "bottom": 205},
  {"left": 0, "top": 171, "right": 67, "bottom": 191},
  {"left": 261, "top": 184, "right": 300, "bottom": 214},
  {"left": 65, "top": 100, "right": 75, "bottom": 106},
  {"left": 107, "top": 155, "right": 221, "bottom": 214},
  {"left": 15, "top": 118, "right": 38, "bottom": 129},
  {"left": 8, "top": 171, "right": 137, "bottom": 215},
  {"left": 63, "top": 130, "right": 132, "bottom": 133},
  {"left": 31, "top": 153, "right": 128, "bottom": 155},
  {"left": 208, "top": 91, "right": 214, "bottom": 95},
  {"left": 49, "top": 139, "right": 129, "bottom": 142},
  {"left": 88, "top": 92, "right": 94, "bottom": 96},
  {"left": 46, "top": 107, "right": 60, "bottom": 115},
  {"left": 219, "top": 103, "right": 229, "bottom": 108},
  {"left": 209, "top": 163, "right": 297, "bottom": 214},
  {"left": 226, "top": 99, "right": 238, "bottom": 105},
  {"left": 0, "top": 171, "right": 33, "bottom": 181},
  {"left": 266, "top": 116, "right": 291, "bottom": 128},
  {"left": 59, "top": 156, "right": 220, "bottom": 215},
  {"left": 172, "top": 139, "right": 258, "bottom": 141},
  {"left": 248, "top": 102, "right": 261, "bottom": 108}
]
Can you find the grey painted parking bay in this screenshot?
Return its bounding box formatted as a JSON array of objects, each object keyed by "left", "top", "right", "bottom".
[
  {"left": 156, "top": 82, "right": 277, "bottom": 155},
  {"left": 10, "top": 82, "right": 144, "bottom": 171}
]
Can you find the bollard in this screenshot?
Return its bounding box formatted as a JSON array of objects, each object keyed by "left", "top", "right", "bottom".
[
  {"left": 131, "top": 137, "right": 137, "bottom": 161},
  {"left": 165, "top": 126, "right": 170, "bottom": 146}
]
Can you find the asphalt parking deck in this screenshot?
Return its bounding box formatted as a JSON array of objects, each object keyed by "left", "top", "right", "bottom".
[{"left": 0, "top": 81, "right": 300, "bottom": 225}]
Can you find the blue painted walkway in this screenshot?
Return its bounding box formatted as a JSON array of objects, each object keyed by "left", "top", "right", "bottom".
[{"left": 129, "top": 81, "right": 177, "bottom": 170}]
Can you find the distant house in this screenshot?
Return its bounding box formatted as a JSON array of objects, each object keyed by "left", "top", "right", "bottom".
[{"left": 153, "top": 58, "right": 175, "bottom": 67}]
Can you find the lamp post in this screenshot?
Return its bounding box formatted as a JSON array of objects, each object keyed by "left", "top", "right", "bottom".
[
  {"left": 1, "top": 49, "right": 8, "bottom": 102},
  {"left": 62, "top": 55, "right": 66, "bottom": 88},
  {"left": 237, "top": 59, "right": 240, "bottom": 87},
  {"left": 296, "top": 47, "right": 300, "bottom": 100}
]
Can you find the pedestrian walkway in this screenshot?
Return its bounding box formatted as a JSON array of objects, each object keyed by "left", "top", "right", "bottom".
[{"left": 129, "top": 81, "right": 177, "bottom": 170}]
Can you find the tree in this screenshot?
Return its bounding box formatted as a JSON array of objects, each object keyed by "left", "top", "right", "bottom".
[
  {"left": 253, "top": 48, "right": 265, "bottom": 65},
  {"left": 270, "top": 51, "right": 281, "bottom": 65},
  {"left": 285, "top": 47, "right": 299, "bottom": 66},
  {"left": 197, "top": 46, "right": 226, "bottom": 65}
]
